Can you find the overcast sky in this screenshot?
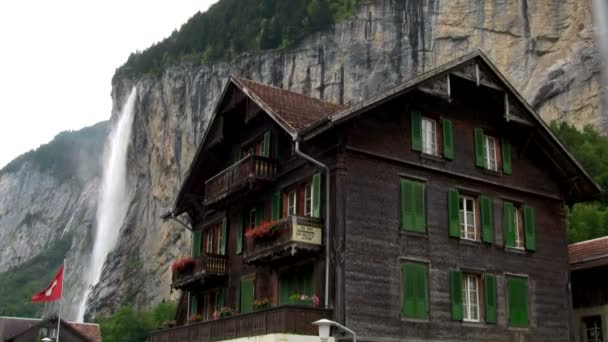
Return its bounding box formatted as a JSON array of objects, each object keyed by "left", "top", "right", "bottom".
[{"left": 0, "top": 0, "right": 217, "bottom": 169}]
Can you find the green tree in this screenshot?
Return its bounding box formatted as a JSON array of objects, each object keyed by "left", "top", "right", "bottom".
[{"left": 97, "top": 301, "right": 176, "bottom": 342}]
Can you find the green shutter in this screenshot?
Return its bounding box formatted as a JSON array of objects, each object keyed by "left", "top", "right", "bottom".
[
  {"left": 503, "top": 202, "right": 516, "bottom": 248},
  {"left": 400, "top": 179, "right": 414, "bottom": 230},
  {"left": 312, "top": 173, "right": 321, "bottom": 218},
  {"left": 415, "top": 264, "right": 429, "bottom": 319},
  {"left": 413, "top": 182, "right": 426, "bottom": 232},
  {"left": 190, "top": 293, "right": 198, "bottom": 315},
  {"left": 219, "top": 218, "right": 227, "bottom": 255},
  {"left": 240, "top": 279, "right": 255, "bottom": 314},
  {"left": 480, "top": 195, "right": 494, "bottom": 244},
  {"left": 262, "top": 131, "right": 271, "bottom": 158},
  {"left": 192, "top": 230, "right": 202, "bottom": 257},
  {"left": 483, "top": 274, "right": 497, "bottom": 324},
  {"left": 507, "top": 276, "right": 529, "bottom": 327},
  {"left": 442, "top": 119, "right": 454, "bottom": 160},
  {"left": 279, "top": 271, "right": 291, "bottom": 304},
  {"left": 524, "top": 206, "right": 536, "bottom": 251},
  {"left": 256, "top": 203, "right": 264, "bottom": 225},
  {"left": 402, "top": 262, "right": 427, "bottom": 319},
  {"left": 474, "top": 128, "right": 486, "bottom": 168},
  {"left": 448, "top": 189, "right": 460, "bottom": 238},
  {"left": 450, "top": 271, "right": 463, "bottom": 320},
  {"left": 236, "top": 211, "right": 243, "bottom": 254},
  {"left": 411, "top": 111, "right": 422, "bottom": 152},
  {"left": 271, "top": 191, "right": 282, "bottom": 220},
  {"left": 502, "top": 137, "right": 512, "bottom": 175},
  {"left": 217, "top": 289, "right": 225, "bottom": 310}
]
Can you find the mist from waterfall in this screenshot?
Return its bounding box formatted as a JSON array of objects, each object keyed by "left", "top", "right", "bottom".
[
  {"left": 76, "top": 87, "right": 137, "bottom": 322},
  {"left": 593, "top": 0, "right": 608, "bottom": 119}
]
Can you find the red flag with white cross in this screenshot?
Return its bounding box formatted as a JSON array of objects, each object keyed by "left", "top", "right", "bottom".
[{"left": 32, "top": 265, "right": 63, "bottom": 302}]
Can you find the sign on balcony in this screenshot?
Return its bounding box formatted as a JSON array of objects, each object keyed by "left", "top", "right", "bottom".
[{"left": 291, "top": 218, "right": 322, "bottom": 245}]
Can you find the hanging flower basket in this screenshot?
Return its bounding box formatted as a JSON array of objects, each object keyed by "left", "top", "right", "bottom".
[
  {"left": 288, "top": 294, "right": 320, "bottom": 307},
  {"left": 253, "top": 297, "right": 270, "bottom": 310},
  {"left": 245, "top": 220, "right": 281, "bottom": 239},
  {"left": 171, "top": 257, "right": 195, "bottom": 274},
  {"left": 212, "top": 306, "right": 235, "bottom": 320}
]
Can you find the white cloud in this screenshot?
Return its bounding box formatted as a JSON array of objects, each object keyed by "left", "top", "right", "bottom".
[{"left": 0, "top": 0, "right": 218, "bottom": 168}]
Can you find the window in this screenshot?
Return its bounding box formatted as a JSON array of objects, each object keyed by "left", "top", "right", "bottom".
[
  {"left": 421, "top": 117, "right": 438, "bottom": 156},
  {"left": 240, "top": 277, "right": 255, "bottom": 314},
  {"left": 304, "top": 183, "right": 313, "bottom": 217},
  {"left": 504, "top": 202, "right": 535, "bottom": 251},
  {"left": 287, "top": 190, "right": 297, "bottom": 215},
  {"left": 248, "top": 208, "right": 256, "bottom": 229},
  {"left": 485, "top": 135, "right": 498, "bottom": 171},
  {"left": 459, "top": 196, "right": 477, "bottom": 240},
  {"left": 400, "top": 179, "right": 426, "bottom": 233},
  {"left": 584, "top": 316, "right": 603, "bottom": 342},
  {"left": 206, "top": 229, "right": 214, "bottom": 254},
  {"left": 401, "top": 261, "right": 429, "bottom": 319},
  {"left": 279, "top": 264, "right": 314, "bottom": 304},
  {"left": 514, "top": 207, "right": 524, "bottom": 249},
  {"left": 506, "top": 276, "right": 529, "bottom": 327},
  {"left": 462, "top": 274, "right": 481, "bottom": 322}
]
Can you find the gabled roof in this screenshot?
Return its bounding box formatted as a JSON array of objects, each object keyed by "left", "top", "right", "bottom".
[
  {"left": 1, "top": 316, "right": 101, "bottom": 342},
  {"left": 170, "top": 75, "right": 343, "bottom": 216},
  {"left": 569, "top": 236, "right": 608, "bottom": 270}
]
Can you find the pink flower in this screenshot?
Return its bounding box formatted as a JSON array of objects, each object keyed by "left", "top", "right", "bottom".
[{"left": 312, "top": 295, "right": 320, "bottom": 306}]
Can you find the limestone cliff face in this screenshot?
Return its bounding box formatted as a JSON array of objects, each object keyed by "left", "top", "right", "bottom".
[{"left": 86, "top": 0, "right": 605, "bottom": 317}]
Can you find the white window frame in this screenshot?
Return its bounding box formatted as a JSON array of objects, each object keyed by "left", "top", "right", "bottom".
[
  {"left": 485, "top": 135, "right": 498, "bottom": 171},
  {"left": 421, "top": 117, "right": 438, "bottom": 156},
  {"left": 584, "top": 316, "right": 603, "bottom": 342},
  {"left": 206, "top": 229, "right": 214, "bottom": 254},
  {"left": 304, "top": 183, "right": 313, "bottom": 217},
  {"left": 288, "top": 190, "right": 297, "bottom": 216},
  {"left": 514, "top": 207, "right": 524, "bottom": 249},
  {"left": 459, "top": 196, "right": 477, "bottom": 240},
  {"left": 462, "top": 273, "right": 481, "bottom": 322}
]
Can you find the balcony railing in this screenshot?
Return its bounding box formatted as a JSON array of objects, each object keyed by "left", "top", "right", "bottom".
[
  {"left": 204, "top": 155, "right": 278, "bottom": 205},
  {"left": 149, "top": 306, "right": 331, "bottom": 342},
  {"left": 172, "top": 254, "right": 228, "bottom": 290},
  {"left": 244, "top": 216, "right": 323, "bottom": 264}
]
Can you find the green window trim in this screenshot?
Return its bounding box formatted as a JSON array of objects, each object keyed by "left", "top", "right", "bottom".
[
  {"left": 502, "top": 137, "right": 512, "bottom": 175},
  {"left": 480, "top": 195, "right": 494, "bottom": 244},
  {"left": 411, "top": 110, "right": 422, "bottom": 152},
  {"left": 239, "top": 278, "right": 255, "bottom": 314},
  {"left": 474, "top": 128, "right": 486, "bottom": 168},
  {"left": 523, "top": 206, "right": 536, "bottom": 251},
  {"left": 312, "top": 173, "right": 321, "bottom": 218},
  {"left": 400, "top": 179, "right": 426, "bottom": 233},
  {"left": 236, "top": 211, "right": 243, "bottom": 254},
  {"left": 448, "top": 189, "right": 460, "bottom": 238},
  {"left": 506, "top": 276, "right": 529, "bottom": 327},
  {"left": 442, "top": 119, "right": 454, "bottom": 160},
  {"left": 279, "top": 264, "right": 314, "bottom": 304},
  {"left": 503, "top": 201, "right": 516, "bottom": 248},
  {"left": 191, "top": 230, "right": 202, "bottom": 257},
  {"left": 450, "top": 271, "right": 463, "bottom": 321},
  {"left": 483, "top": 273, "right": 497, "bottom": 324},
  {"left": 401, "top": 262, "right": 429, "bottom": 319}
]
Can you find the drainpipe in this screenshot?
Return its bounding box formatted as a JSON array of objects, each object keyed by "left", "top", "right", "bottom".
[{"left": 294, "top": 136, "right": 331, "bottom": 310}]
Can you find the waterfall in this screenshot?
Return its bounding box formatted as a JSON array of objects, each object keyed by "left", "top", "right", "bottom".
[
  {"left": 593, "top": 0, "right": 608, "bottom": 129},
  {"left": 76, "top": 87, "right": 137, "bottom": 322}
]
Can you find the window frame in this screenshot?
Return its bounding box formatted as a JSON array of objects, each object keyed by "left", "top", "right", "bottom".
[
  {"left": 459, "top": 195, "right": 478, "bottom": 241},
  {"left": 462, "top": 273, "right": 482, "bottom": 322},
  {"left": 421, "top": 116, "right": 438, "bottom": 156},
  {"left": 514, "top": 206, "right": 524, "bottom": 249},
  {"left": 505, "top": 274, "right": 530, "bottom": 328},
  {"left": 248, "top": 208, "right": 256, "bottom": 229},
  {"left": 484, "top": 135, "right": 498, "bottom": 171},
  {"left": 400, "top": 259, "right": 430, "bottom": 320},
  {"left": 287, "top": 190, "right": 297, "bottom": 216},
  {"left": 206, "top": 229, "right": 214, "bottom": 254},
  {"left": 304, "top": 182, "right": 313, "bottom": 217}
]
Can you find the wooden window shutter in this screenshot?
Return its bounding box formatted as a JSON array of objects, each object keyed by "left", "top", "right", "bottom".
[
  {"left": 523, "top": 206, "right": 536, "bottom": 251},
  {"left": 400, "top": 179, "right": 414, "bottom": 230},
  {"left": 219, "top": 218, "right": 227, "bottom": 256},
  {"left": 255, "top": 203, "right": 264, "bottom": 225},
  {"left": 412, "top": 182, "right": 426, "bottom": 232},
  {"left": 503, "top": 202, "right": 516, "bottom": 247},
  {"left": 191, "top": 230, "right": 202, "bottom": 257},
  {"left": 411, "top": 110, "right": 422, "bottom": 152},
  {"left": 502, "top": 137, "right": 512, "bottom": 175},
  {"left": 442, "top": 119, "right": 454, "bottom": 160},
  {"left": 271, "top": 191, "right": 281, "bottom": 220},
  {"left": 480, "top": 195, "right": 494, "bottom": 244},
  {"left": 474, "top": 128, "right": 486, "bottom": 168},
  {"left": 507, "top": 277, "right": 529, "bottom": 327},
  {"left": 217, "top": 289, "right": 225, "bottom": 310},
  {"left": 401, "top": 263, "right": 417, "bottom": 318},
  {"left": 190, "top": 293, "right": 198, "bottom": 315},
  {"left": 236, "top": 211, "right": 243, "bottom": 254},
  {"left": 415, "top": 264, "right": 429, "bottom": 319},
  {"left": 448, "top": 189, "right": 460, "bottom": 238},
  {"left": 312, "top": 173, "right": 321, "bottom": 218},
  {"left": 450, "top": 271, "right": 463, "bottom": 320},
  {"left": 262, "top": 131, "right": 271, "bottom": 157},
  {"left": 239, "top": 279, "right": 255, "bottom": 314},
  {"left": 483, "top": 273, "right": 497, "bottom": 324}
]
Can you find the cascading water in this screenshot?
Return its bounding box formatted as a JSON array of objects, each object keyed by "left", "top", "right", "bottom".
[{"left": 76, "top": 87, "right": 137, "bottom": 322}]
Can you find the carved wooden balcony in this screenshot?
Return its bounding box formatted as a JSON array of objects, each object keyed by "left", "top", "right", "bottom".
[
  {"left": 204, "top": 155, "right": 278, "bottom": 207},
  {"left": 149, "top": 306, "right": 331, "bottom": 342},
  {"left": 171, "top": 254, "right": 228, "bottom": 291},
  {"left": 244, "top": 216, "right": 324, "bottom": 264}
]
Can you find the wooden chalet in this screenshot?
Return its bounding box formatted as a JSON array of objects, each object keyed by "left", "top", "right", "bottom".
[{"left": 153, "top": 51, "right": 600, "bottom": 342}]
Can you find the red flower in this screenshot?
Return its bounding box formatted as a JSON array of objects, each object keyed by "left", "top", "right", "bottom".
[
  {"left": 171, "top": 257, "right": 195, "bottom": 272},
  {"left": 244, "top": 220, "right": 281, "bottom": 239}
]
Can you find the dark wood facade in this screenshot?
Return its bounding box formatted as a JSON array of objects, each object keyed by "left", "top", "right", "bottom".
[{"left": 158, "top": 52, "right": 600, "bottom": 341}]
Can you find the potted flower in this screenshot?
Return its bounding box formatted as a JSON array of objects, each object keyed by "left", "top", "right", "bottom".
[
  {"left": 212, "top": 306, "right": 235, "bottom": 319},
  {"left": 189, "top": 313, "right": 204, "bottom": 323},
  {"left": 253, "top": 297, "right": 270, "bottom": 310},
  {"left": 171, "top": 257, "right": 195, "bottom": 277},
  {"left": 288, "top": 294, "right": 320, "bottom": 307},
  {"left": 245, "top": 220, "right": 281, "bottom": 239}
]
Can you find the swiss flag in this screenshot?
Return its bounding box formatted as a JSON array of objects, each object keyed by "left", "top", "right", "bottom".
[{"left": 32, "top": 265, "right": 63, "bottom": 302}]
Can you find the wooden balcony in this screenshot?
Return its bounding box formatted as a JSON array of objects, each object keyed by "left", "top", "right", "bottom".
[
  {"left": 244, "top": 216, "right": 323, "bottom": 264},
  {"left": 172, "top": 254, "right": 228, "bottom": 291},
  {"left": 204, "top": 155, "right": 278, "bottom": 206},
  {"left": 149, "top": 306, "right": 331, "bottom": 342}
]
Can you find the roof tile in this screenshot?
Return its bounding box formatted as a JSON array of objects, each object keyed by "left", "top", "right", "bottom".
[{"left": 569, "top": 236, "right": 608, "bottom": 270}]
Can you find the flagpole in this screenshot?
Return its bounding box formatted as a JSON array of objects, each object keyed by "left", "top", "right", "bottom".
[{"left": 56, "top": 258, "right": 65, "bottom": 342}]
